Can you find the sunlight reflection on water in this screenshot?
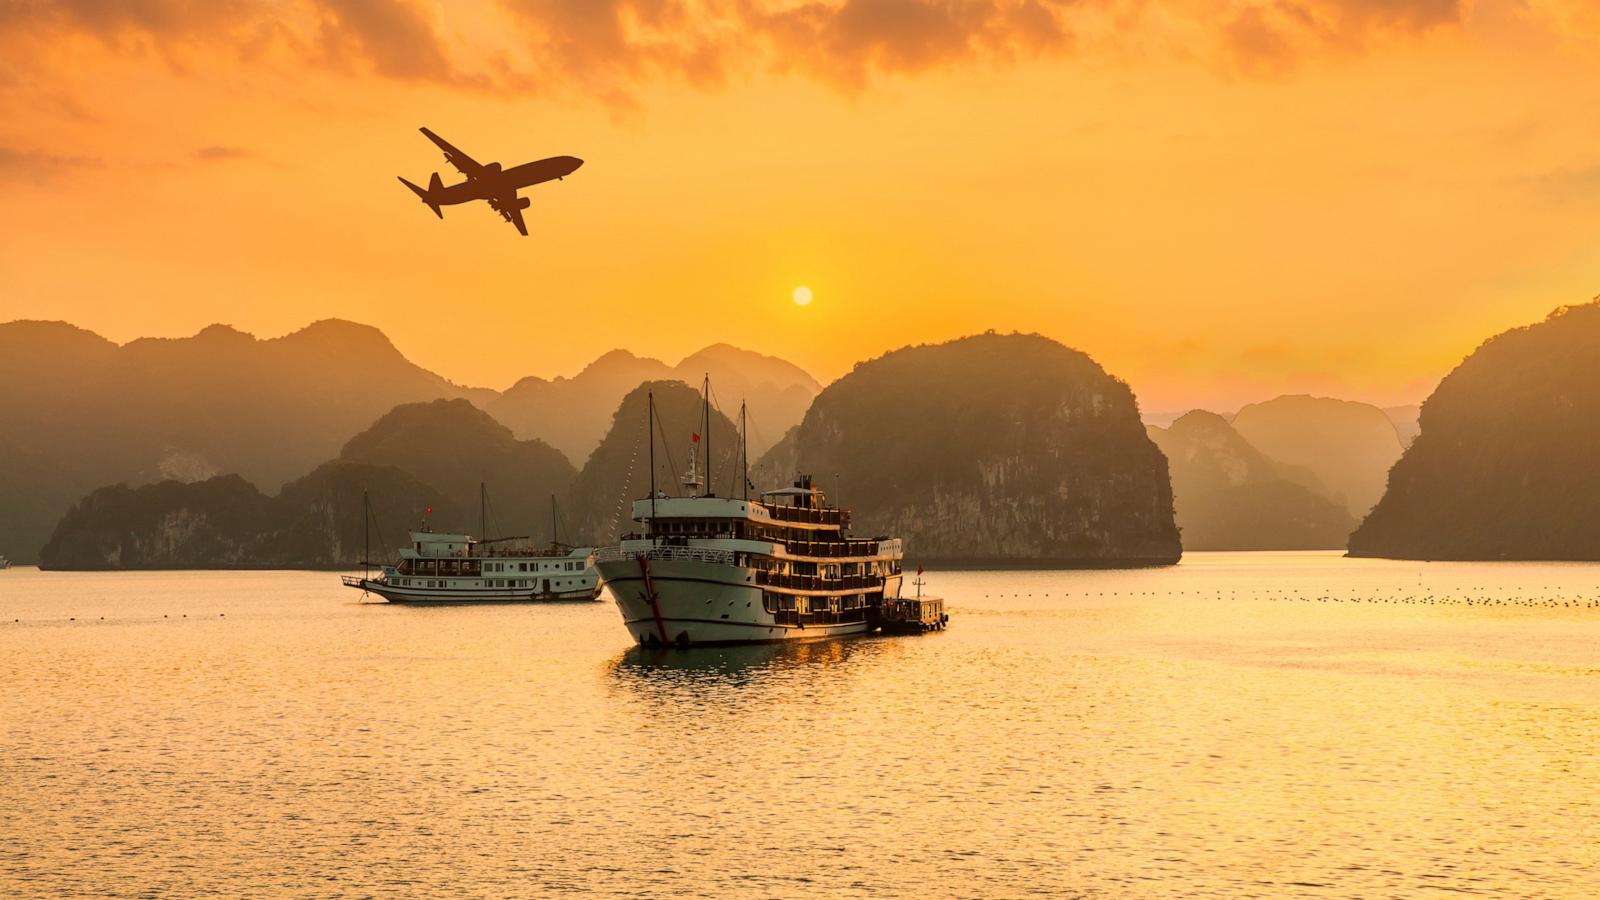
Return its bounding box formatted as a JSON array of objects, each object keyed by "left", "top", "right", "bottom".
[{"left": 2, "top": 552, "right": 1597, "bottom": 896}]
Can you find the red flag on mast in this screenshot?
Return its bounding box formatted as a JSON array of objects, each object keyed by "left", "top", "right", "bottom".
[{"left": 691, "top": 432, "right": 701, "bottom": 443}]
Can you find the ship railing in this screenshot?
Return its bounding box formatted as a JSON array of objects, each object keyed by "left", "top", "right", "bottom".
[
  {"left": 765, "top": 505, "right": 845, "bottom": 526},
  {"left": 340, "top": 575, "right": 367, "bottom": 587},
  {"left": 594, "top": 546, "right": 735, "bottom": 566},
  {"left": 756, "top": 572, "right": 879, "bottom": 591},
  {"left": 781, "top": 540, "right": 882, "bottom": 558}
]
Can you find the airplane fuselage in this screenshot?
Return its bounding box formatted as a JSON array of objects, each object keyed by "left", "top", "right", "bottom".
[
  {"left": 432, "top": 156, "right": 583, "bottom": 206},
  {"left": 400, "top": 128, "right": 581, "bottom": 234}
]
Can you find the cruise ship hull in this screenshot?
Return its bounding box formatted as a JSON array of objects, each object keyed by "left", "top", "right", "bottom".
[
  {"left": 597, "top": 557, "right": 876, "bottom": 646},
  {"left": 348, "top": 578, "right": 601, "bottom": 604}
]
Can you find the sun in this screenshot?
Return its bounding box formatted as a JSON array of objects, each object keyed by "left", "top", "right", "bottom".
[{"left": 792, "top": 286, "right": 813, "bottom": 306}]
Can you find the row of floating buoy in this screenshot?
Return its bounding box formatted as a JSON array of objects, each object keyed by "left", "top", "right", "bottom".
[
  {"left": 9, "top": 613, "right": 229, "bottom": 623},
  {"left": 974, "top": 588, "right": 1600, "bottom": 608},
  {"left": 1269, "top": 594, "right": 1600, "bottom": 608}
]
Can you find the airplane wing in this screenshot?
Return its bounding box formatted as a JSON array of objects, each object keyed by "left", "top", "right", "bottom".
[
  {"left": 419, "top": 127, "right": 483, "bottom": 177},
  {"left": 488, "top": 193, "right": 529, "bottom": 236}
]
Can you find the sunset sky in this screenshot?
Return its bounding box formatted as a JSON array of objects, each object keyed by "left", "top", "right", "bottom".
[{"left": 4, "top": 0, "right": 1600, "bottom": 411}]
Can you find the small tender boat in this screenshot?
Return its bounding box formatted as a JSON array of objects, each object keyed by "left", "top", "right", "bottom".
[{"left": 874, "top": 569, "right": 948, "bottom": 634}]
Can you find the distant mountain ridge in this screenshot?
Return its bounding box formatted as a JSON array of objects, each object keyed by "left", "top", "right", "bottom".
[
  {"left": 40, "top": 400, "right": 573, "bottom": 569},
  {"left": 0, "top": 318, "right": 820, "bottom": 563},
  {"left": 0, "top": 318, "right": 488, "bottom": 563},
  {"left": 1230, "top": 395, "right": 1404, "bottom": 516},
  {"left": 1149, "top": 411, "right": 1357, "bottom": 550},
  {"left": 487, "top": 343, "right": 818, "bottom": 465}
]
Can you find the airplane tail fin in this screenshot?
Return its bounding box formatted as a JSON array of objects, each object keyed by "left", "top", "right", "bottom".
[{"left": 398, "top": 174, "right": 443, "bottom": 218}]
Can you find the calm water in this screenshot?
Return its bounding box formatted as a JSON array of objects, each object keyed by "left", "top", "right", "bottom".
[{"left": 2, "top": 552, "right": 1597, "bottom": 897}]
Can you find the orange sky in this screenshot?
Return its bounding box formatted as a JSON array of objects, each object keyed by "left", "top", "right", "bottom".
[{"left": 3, "top": 1, "right": 1600, "bottom": 411}]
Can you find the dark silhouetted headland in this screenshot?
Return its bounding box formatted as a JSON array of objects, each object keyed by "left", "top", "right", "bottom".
[
  {"left": 39, "top": 465, "right": 455, "bottom": 570},
  {"left": 763, "top": 332, "right": 1181, "bottom": 567},
  {"left": 340, "top": 398, "right": 575, "bottom": 537},
  {"left": 1350, "top": 301, "right": 1600, "bottom": 560}
]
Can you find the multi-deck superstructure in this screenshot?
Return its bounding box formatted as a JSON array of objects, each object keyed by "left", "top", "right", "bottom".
[
  {"left": 594, "top": 385, "right": 907, "bottom": 646},
  {"left": 343, "top": 531, "right": 600, "bottom": 603}
]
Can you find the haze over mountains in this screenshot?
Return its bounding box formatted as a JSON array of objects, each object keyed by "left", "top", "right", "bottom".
[
  {"left": 1231, "top": 395, "right": 1405, "bottom": 517},
  {"left": 42, "top": 311, "right": 1592, "bottom": 567},
  {"left": 0, "top": 319, "right": 818, "bottom": 564},
  {"left": 487, "top": 344, "right": 817, "bottom": 464},
  {"left": 1148, "top": 411, "right": 1357, "bottom": 551},
  {"left": 20, "top": 291, "right": 1600, "bottom": 567},
  {"left": 40, "top": 384, "right": 742, "bottom": 568},
  {"left": 2, "top": 319, "right": 483, "bottom": 565}
]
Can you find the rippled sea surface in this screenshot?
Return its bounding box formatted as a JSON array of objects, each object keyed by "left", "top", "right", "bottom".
[{"left": 3, "top": 552, "right": 1598, "bottom": 897}]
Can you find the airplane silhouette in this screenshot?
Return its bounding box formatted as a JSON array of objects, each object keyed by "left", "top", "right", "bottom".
[{"left": 398, "top": 127, "right": 582, "bottom": 236}]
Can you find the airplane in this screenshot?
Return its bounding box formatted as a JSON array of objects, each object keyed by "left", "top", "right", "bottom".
[{"left": 398, "top": 127, "right": 583, "bottom": 236}]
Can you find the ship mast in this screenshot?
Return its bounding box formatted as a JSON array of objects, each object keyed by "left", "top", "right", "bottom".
[
  {"left": 702, "top": 373, "right": 711, "bottom": 498},
  {"left": 648, "top": 390, "right": 657, "bottom": 521},
  {"left": 740, "top": 400, "right": 748, "bottom": 501}
]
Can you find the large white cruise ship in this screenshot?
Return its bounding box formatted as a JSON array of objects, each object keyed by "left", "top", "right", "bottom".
[
  {"left": 594, "top": 389, "right": 907, "bottom": 646},
  {"left": 344, "top": 531, "right": 600, "bottom": 603}
]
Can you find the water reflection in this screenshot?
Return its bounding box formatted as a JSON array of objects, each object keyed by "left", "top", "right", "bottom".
[
  {"left": 607, "top": 635, "right": 897, "bottom": 696},
  {"left": 5, "top": 562, "right": 1599, "bottom": 896}
]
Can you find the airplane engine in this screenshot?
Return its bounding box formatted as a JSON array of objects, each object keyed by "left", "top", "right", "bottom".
[{"left": 517, "top": 197, "right": 532, "bottom": 210}]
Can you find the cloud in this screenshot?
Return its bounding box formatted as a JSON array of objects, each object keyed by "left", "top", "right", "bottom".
[
  {"left": 0, "top": 144, "right": 102, "bottom": 184},
  {"left": 494, "top": 1, "right": 1078, "bottom": 94},
  {"left": 0, "top": 0, "right": 1522, "bottom": 108},
  {"left": 312, "top": 0, "right": 475, "bottom": 84},
  {"left": 1219, "top": 0, "right": 1464, "bottom": 74},
  {"left": 748, "top": 0, "right": 1074, "bottom": 86},
  {"left": 193, "top": 145, "right": 253, "bottom": 161},
  {"left": 0, "top": 0, "right": 476, "bottom": 84}
]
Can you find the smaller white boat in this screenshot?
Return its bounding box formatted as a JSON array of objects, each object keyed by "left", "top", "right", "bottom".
[
  {"left": 0, "top": 555, "right": 11, "bottom": 570},
  {"left": 344, "top": 531, "right": 600, "bottom": 603},
  {"left": 341, "top": 487, "right": 601, "bottom": 603}
]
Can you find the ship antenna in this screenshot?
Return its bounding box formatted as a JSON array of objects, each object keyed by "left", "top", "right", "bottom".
[
  {"left": 362, "top": 488, "right": 370, "bottom": 588},
  {"left": 479, "top": 481, "right": 486, "bottom": 540},
  {"left": 550, "top": 494, "right": 558, "bottom": 546},
  {"left": 741, "top": 399, "right": 748, "bottom": 501},
  {"left": 702, "top": 373, "right": 711, "bottom": 498},
  {"left": 648, "top": 390, "right": 657, "bottom": 522}
]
